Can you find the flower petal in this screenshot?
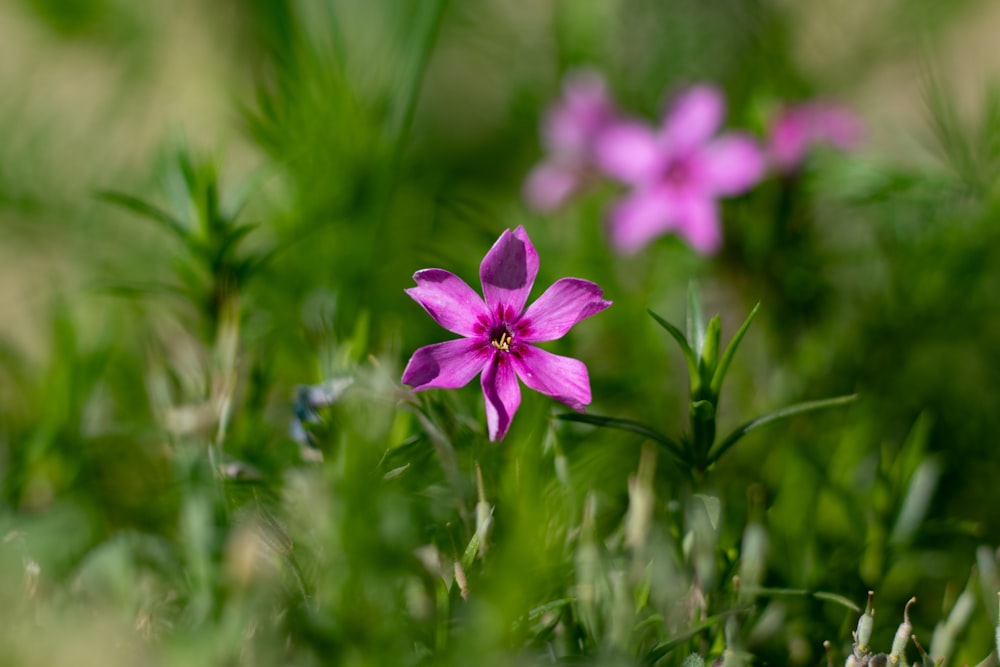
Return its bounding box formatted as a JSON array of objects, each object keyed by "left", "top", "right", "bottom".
[
  {"left": 593, "top": 120, "right": 662, "bottom": 184},
  {"left": 523, "top": 161, "right": 583, "bottom": 212},
  {"left": 701, "top": 133, "right": 764, "bottom": 196},
  {"left": 481, "top": 354, "right": 521, "bottom": 441},
  {"left": 768, "top": 107, "right": 810, "bottom": 171},
  {"left": 607, "top": 188, "right": 679, "bottom": 255},
  {"left": 406, "top": 269, "right": 490, "bottom": 337},
  {"left": 402, "top": 338, "right": 489, "bottom": 390},
  {"left": 661, "top": 84, "right": 725, "bottom": 154},
  {"left": 812, "top": 104, "right": 862, "bottom": 150},
  {"left": 544, "top": 69, "right": 615, "bottom": 156},
  {"left": 518, "top": 278, "right": 611, "bottom": 342},
  {"left": 675, "top": 195, "right": 722, "bottom": 255},
  {"left": 480, "top": 226, "right": 539, "bottom": 317},
  {"left": 511, "top": 346, "right": 591, "bottom": 411}
]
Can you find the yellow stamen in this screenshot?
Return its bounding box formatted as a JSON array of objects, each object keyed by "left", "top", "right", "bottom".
[{"left": 491, "top": 331, "right": 512, "bottom": 351}]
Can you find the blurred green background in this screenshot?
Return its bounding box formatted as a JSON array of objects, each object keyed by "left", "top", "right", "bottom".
[{"left": 4, "top": 0, "right": 1000, "bottom": 665}]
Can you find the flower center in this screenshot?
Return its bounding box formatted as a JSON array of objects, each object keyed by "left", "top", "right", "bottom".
[
  {"left": 489, "top": 324, "right": 514, "bottom": 351},
  {"left": 661, "top": 156, "right": 692, "bottom": 186}
]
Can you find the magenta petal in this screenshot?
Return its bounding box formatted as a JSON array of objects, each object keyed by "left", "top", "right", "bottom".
[
  {"left": 511, "top": 346, "right": 591, "bottom": 411},
  {"left": 661, "top": 85, "right": 725, "bottom": 154},
  {"left": 406, "top": 269, "right": 490, "bottom": 337},
  {"left": 593, "top": 120, "right": 661, "bottom": 184},
  {"left": 481, "top": 354, "right": 521, "bottom": 441},
  {"left": 608, "top": 188, "right": 678, "bottom": 255},
  {"left": 402, "top": 338, "right": 489, "bottom": 390},
  {"left": 523, "top": 162, "right": 582, "bottom": 212},
  {"left": 701, "top": 133, "right": 764, "bottom": 196},
  {"left": 768, "top": 109, "right": 809, "bottom": 170},
  {"left": 480, "top": 226, "right": 539, "bottom": 317},
  {"left": 813, "top": 105, "right": 862, "bottom": 150},
  {"left": 519, "top": 278, "right": 612, "bottom": 342},
  {"left": 544, "top": 69, "right": 614, "bottom": 156},
  {"left": 675, "top": 196, "right": 722, "bottom": 255}
]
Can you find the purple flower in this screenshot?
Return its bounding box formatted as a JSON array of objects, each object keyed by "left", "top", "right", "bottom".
[
  {"left": 767, "top": 101, "right": 862, "bottom": 172},
  {"left": 594, "top": 84, "right": 764, "bottom": 255},
  {"left": 524, "top": 70, "right": 619, "bottom": 213},
  {"left": 401, "top": 226, "right": 612, "bottom": 441}
]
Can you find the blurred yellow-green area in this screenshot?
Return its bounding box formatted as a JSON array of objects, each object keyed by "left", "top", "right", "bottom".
[{"left": 5, "top": 1, "right": 1000, "bottom": 665}]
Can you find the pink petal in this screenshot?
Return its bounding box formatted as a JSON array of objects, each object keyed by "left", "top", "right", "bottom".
[
  {"left": 593, "top": 120, "right": 662, "bottom": 184},
  {"left": 402, "top": 338, "right": 489, "bottom": 390},
  {"left": 481, "top": 354, "right": 521, "bottom": 441},
  {"left": 768, "top": 103, "right": 863, "bottom": 171},
  {"left": 523, "top": 161, "right": 583, "bottom": 212},
  {"left": 768, "top": 108, "right": 809, "bottom": 171},
  {"left": 701, "top": 133, "right": 764, "bottom": 196},
  {"left": 607, "top": 188, "right": 679, "bottom": 255},
  {"left": 661, "top": 84, "right": 725, "bottom": 155},
  {"left": 406, "top": 269, "right": 490, "bottom": 337},
  {"left": 544, "top": 69, "right": 615, "bottom": 156},
  {"left": 518, "top": 278, "right": 612, "bottom": 342},
  {"left": 480, "top": 226, "right": 539, "bottom": 318},
  {"left": 511, "top": 346, "right": 591, "bottom": 411},
  {"left": 675, "top": 196, "right": 722, "bottom": 255},
  {"left": 812, "top": 104, "right": 863, "bottom": 150}
]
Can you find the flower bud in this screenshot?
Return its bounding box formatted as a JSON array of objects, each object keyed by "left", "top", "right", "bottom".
[
  {"left": 854, "top": 591, "right": 875, "bottom": 654},
  {"left": 889, "top": 597, "right": 915, "bottom": 664},
  {"left": 995, "top": 592, "right": 1000, "bottom": 660}
]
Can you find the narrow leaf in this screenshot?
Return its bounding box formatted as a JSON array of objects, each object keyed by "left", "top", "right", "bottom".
[
  {"left": 642, "top": 607, "right": 749, "bottom": 666},
  {"left": 687, "top": 282, "right": 705, "bottom": 356},
  {"left": 97, "top": 190, "right": 189, "bottom": 241},
  {"left": 736, "top": 585, "right": 861, "bottom": 613},
  {"left": 648, "top": 310, "right": 700, "bottom": 392},
  {"left": 461, "top": 531, "right": 480, "bottom": 572},
  {"left": 700, "top": 315, "right": 721, "bottom": 380},
  {"left": 709, "top": 302, "right": 760, "bottom": 396},
  {"left": 558, "top": 413, "right": 691, "bottom": 467},
  {"left": 707, "top": 394, "right": 857, "bottom": 465}
]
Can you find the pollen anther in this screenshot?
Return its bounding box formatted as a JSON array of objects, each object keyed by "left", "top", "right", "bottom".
[{"left": 491, "top": 331, "right": 513, "bottom": 351}]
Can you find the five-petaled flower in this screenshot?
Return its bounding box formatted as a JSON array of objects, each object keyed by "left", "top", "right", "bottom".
[
  {"left": 767, "top": 101, "right": 862, "bottom": 172},
  {"left": 595, "top": 84, "right": 764, "bottom": 256},
  {"left": 523, "top": 69, "right": 619, "bottom": 213},
  {"left": 401, "top": 226, "right": 612, "bottom": 441}
]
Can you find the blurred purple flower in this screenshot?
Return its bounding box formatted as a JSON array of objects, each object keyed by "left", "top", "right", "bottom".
[
  {"left": 402, "top": 226, "right": 611, "bottom": 441},
  {"left": 524, "top": 70, "right": 619, "bottom": 212},
  {"left": 595, "top": 84, "right": 764, "bottom": 255},
  {"left": 768, "top": 101, "right": 862, "bottom": 172}
]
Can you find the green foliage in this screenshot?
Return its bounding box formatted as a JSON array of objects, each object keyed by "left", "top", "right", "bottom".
[{"left": 3, "top": 1, "right": 1000, "bottom": 666}]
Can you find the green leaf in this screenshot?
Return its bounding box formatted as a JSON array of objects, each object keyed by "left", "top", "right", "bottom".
[
  {"left": 709, "top": 302, "right": 759, "bottom": 396},
  {"left": 641, "top": 608, "right": 749, "bottom": 666},
  {"left": 690, "top": 400, "right": 715, "bottom": 422},
  {"left": 557, "top": 413, "right": 691, "bottom": 467},
  {"left": 735, "top": 586, "right": 861, "bottom": 613},
  {"left": 97, "top": 190, "right": 189, "bottom": 241},
  {"left": 686, "top": 282, "right": 705, "bottom": 356},
  {"left": 706, "top": 394, "right": 858, "bottom": 465},
  {"left": 461, "top": 531, "right": 480, "bottom": 572},
  {"left": 700, "top": 315, "right": 721, "bottom": 381},
  {"left": 648, "top": 310, "right": 700, "bottom": 393}
]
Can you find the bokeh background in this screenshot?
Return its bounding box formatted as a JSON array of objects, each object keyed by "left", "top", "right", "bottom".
[{"left": 4, "top": 0, "right": 1000, "bottom": 665}]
